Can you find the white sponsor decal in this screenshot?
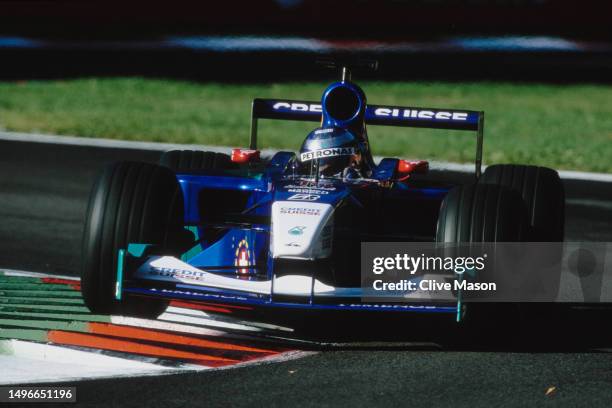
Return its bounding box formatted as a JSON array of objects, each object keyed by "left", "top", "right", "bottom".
[
  {"left": 288, "top": 188, "right": 329, "bottom": 195},
  {"left": 272, "top": 201, "right": 333, "bottom": 260},
  {"left": 148, "top": 266, "right": 208, "bottom": 282},
  {"left": 300, "top": 147, "right": 356, "bottom": 162},
  {"left": 285, "top": 184, "right": 336, "bottom": 191},
  {"left": 288, "top": 193, "right": 320, "bottom": 201},
  {"left": 315, "top": 128, "right": 334, "bottom": 134},
  {"left": 136, "top": 256, "right": 273, "bottom": 295},
  {"left": 272, "top": 102, "right": 322, "bottom": 113},
  {"left": 374, "top": 107, "right": 468, "bottom": 121},
  {"left": 280, "top": 207, "right": 321, "bottom": 216}
]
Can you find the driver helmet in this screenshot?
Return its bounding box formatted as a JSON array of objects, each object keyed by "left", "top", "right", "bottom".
[{"left": 298, "top": 126, "right": 369, "bottom": 178}]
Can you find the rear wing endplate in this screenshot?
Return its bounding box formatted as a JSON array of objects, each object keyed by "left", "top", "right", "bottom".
[{"left": 250, "top": 98, "right": 484, "bottom": 177}]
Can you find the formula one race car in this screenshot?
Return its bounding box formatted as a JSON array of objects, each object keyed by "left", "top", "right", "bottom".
[{"left": 80, "top": 62, "right": 565, "bottom": 321}]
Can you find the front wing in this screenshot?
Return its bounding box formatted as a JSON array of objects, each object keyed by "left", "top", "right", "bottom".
[{"left": 116, "top": 246, "right": 462, "bottom": 317}]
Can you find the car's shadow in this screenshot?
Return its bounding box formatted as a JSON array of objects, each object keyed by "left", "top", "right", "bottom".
[{"left": 236, "top": 305, "right": 612, "bottom": 353}]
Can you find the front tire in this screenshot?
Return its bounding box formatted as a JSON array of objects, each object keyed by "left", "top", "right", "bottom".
[
  {"left": 479, "top": 164, "right": 564, "bottom": 241},
  {"left": 436, "top": 183, "right": 529, "bottom": 243},
  {"left": 480, "top": 164, "right": 564, "bottom": 301},
  {"left": 81, "top": 161, "right": 184, "bottom": 318},
  {"left": 436, "top": 184, "right": 530, "bottom": 333}
]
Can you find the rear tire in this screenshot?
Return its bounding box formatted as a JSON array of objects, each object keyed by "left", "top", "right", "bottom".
[
  {"left": 81, "top": 161, "right": 184, "bottom": 318},
  {"left": 159, "top": 150, "right": 234, "bottom": 172}
]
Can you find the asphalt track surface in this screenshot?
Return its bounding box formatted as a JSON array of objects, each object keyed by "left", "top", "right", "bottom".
[{"left": 2, "top": 138, "right": 612, "bottom": 407}]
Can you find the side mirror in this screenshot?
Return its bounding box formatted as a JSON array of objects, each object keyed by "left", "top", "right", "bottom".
[
  {"left": 396, "top": 160, "right": 429, "bottom": 181},
  {"left": 231, "top": 148, "right": 261, "bottom": 164},
  {"left": 397, "top": 159, "right": 429, "bottom": 174}
]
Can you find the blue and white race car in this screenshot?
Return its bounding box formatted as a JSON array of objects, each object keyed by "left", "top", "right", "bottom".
[{"left": 81, "top": 64, "right": 564, "bottom": 320}]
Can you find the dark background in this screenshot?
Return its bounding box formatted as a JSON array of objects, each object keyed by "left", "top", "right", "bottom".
[
  {"left": 1, "top": 0, "right": 611, "bottom": 40},
  {"left": 1, "top": 0, "right": 611, "bottom": 82}
]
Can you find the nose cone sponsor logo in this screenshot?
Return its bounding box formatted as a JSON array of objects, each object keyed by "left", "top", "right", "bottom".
[
  {"left": 288, "top": 226, "right": 306, "bottom": 236},
  {"left": 288, "top": 193, "right": 320, "bottom": 201},
  {"left": 234, "top": 239, "right": 251, "bottom": 272},
  {"left": 280, "top": 207, "right": 321, "bottom": 216}
]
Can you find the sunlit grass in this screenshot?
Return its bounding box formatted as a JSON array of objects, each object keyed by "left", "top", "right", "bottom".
[{"left": 1, "top": 78, "right": 611, "bottom": 172}]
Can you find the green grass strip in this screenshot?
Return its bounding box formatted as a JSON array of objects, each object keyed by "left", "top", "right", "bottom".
[
  {"left": 0, "top": 296, "right": 85, "bottom": 305},
  {"left": 0, "top": 328, "right": 49, "bottom": 342},
  {"left": 0, "top": 311, "right": 111, "bottom": 323},
  {"left": 0, "top": 283, "right": 76, "bottom": 290},
  {"left": 0, "top": 296, "right": 85, "bottom": 306},
  {"left": 0, "top": 304, "right": 91, "bottom": 313},
  {"left": 0, "top": 290, "right": 82, "bottom": 298},
  {"left": 0, "top": 318, "right": 88, "bottom": 332},
  {"left": 0, "top": 276, "right": 44, "bottom": 283}
]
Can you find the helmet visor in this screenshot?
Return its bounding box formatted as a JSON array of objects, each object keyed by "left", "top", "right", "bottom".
[{"left": 297, "top": 155, "right": 356, "bottom": 178}]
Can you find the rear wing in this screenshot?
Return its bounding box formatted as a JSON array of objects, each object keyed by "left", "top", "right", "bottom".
[{"left": 250, "top": 98, "right": 484, "bottom": 177}]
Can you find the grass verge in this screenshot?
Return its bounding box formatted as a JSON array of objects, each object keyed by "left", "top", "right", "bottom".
[{"left": 1, "top": 78, "right": 611, "bottom": 172}]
